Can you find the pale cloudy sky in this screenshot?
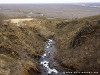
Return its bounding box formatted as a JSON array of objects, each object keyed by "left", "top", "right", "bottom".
[{"left": 0, "top": 0, "right": 100, "bottom": 3}]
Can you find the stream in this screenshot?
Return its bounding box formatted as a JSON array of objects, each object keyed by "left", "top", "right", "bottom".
[{"left": 39, "top": 39, "right": 73, "bottom": 75}]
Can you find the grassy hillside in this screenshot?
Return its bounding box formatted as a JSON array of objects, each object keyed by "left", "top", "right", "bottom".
[
  {"left": 0, "top": 16, "right": 63, "bottom": 75},
  {"left": 0, "top": 14, "right": 100, "bottom": 75},
  {"left": 54, "top": 15, "right": 100, "bottom": 74},
  {"left": 0, "top": 23, "right": 45, "bottom": 75}
]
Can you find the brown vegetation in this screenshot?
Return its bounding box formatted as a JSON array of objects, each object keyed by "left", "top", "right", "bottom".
[
  {"left": 0, "top": 13, "right": 5, "bottom": 26},
  {"left": 0, "top": 14, "right": 100, "bottom": 75},
  {"left": 0, "top": 22, "right": 44, "bottom": 75},
  {"left": 54, "top": 15, "right": 100, "bottom": 74}
]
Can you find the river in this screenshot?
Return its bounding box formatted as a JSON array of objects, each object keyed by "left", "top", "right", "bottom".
[{"left": 39, "top": 39, "right": 74, "bottom": 75}]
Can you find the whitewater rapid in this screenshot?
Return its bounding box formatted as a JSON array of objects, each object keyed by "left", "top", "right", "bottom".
[{"left": 39, "top": 39, "right": 58, "bottom": 75}]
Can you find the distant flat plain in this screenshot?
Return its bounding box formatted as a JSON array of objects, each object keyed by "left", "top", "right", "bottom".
[{"left": 0, "top": 3, "right": 100, "bottom": 19}]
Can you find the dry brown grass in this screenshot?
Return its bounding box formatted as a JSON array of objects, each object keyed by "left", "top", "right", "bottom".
[
  {"left": 54, "top": 15, "right": 100, "bottom": 73},
  {"left": 0, "top": 14, "right": 100, "bottom": 75},
  {"left": 0, "top": 22, "right": 45, "bottom": 75}
]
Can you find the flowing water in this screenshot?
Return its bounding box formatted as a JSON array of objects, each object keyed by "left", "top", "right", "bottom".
[
  {"left": 39, "top": 39, "right": 73, "bottom": 75},
  {"left": 39, "top": 39, "right": 58, "bottom": 75}
]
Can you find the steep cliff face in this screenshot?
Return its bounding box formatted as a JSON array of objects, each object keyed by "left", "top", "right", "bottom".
[{"left": 55, "top": 15, "right": 100, "bottom": 74}]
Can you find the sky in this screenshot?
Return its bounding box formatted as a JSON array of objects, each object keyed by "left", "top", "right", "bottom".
[{"left": 0, "top": 0, "right": 100, "bottom": 4}]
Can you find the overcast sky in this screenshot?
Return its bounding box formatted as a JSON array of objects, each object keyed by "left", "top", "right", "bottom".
[{"left": 0, "top": 0, "right": 100, "bottom": 3}]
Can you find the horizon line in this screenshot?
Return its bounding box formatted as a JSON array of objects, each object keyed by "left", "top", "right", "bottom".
[{"left": 0, "top": 2, "right": 100, "bottom": 4}]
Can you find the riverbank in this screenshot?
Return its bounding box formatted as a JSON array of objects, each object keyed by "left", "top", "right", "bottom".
[{"left": 0, "top": 15, "right": 100, "bottom": 75}]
